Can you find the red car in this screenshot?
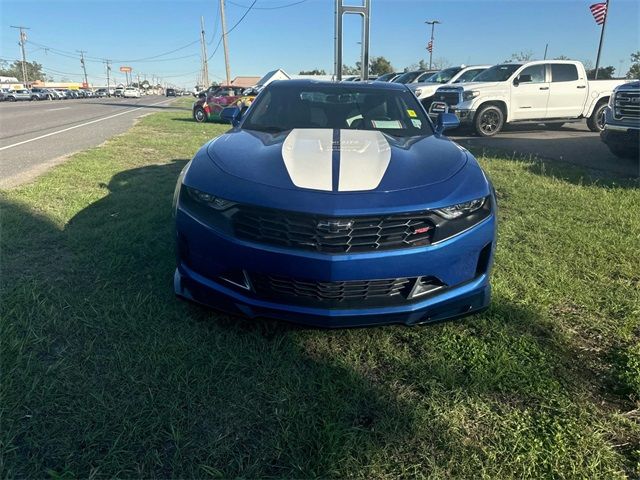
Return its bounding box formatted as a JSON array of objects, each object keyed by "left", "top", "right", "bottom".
[{"left": 192, "top": 86, "right": 248, "bottom": 123}]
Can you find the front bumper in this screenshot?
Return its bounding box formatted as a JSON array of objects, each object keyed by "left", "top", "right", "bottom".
[
  {"left": 428, "top": 104, "right": 475, "bottom": 125},
  {"left": 174, "top": 206, "right": 496, "bottom": 328}
]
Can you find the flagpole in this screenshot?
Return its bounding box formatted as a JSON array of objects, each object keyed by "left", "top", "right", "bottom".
[{"left": 593, "top": 0, "right": 609, "bottom": 79}]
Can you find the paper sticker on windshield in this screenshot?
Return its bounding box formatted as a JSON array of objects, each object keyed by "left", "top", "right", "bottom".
[
  {"left": 407, "top": 109, "right": 417, "bottom": 118},
  {"left": 411, "top": 119, "right": 422, "bottom": 128},
  {"left": 371, "top": 119, "right": 403, "bottom": 129}
]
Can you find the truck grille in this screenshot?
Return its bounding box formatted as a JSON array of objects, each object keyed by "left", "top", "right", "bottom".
[
  {"left": 251, "top": 273, "right": 414, "bottom": 307},
  {"left": 233, "top": 207, "right": 435, "bottom": 254},
  {"left": 614, "top": 91, "right": 640, "bottom": 120},
  {"left": 432, "top": 90, "right": 460, "bottom": 106}
]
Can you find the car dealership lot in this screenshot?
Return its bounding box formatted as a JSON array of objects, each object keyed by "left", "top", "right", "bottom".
[
  {"left": 0, "top": 95, "right": 181, "bottom": 188},
  {"left": 452, "top": 122, "right": 639, "bottom": 177},
  {"left": 2, "top": 100, "right": 638, "bottom": 478}
]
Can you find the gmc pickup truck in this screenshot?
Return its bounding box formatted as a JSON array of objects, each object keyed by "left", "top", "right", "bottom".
[
  {"left": 429, "top": 60, "right": 627, "bottom": 136},
  {"left": 601, "top": 81, "right": 639, "bottom": 159}
]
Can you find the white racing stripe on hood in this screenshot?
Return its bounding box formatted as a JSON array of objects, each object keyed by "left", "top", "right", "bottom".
[
  {"left": 338, "top": 130, "right": 391, "bottom": 192},
  {"left": 282, "top": 128, "right": 333, "bottom": 191}
]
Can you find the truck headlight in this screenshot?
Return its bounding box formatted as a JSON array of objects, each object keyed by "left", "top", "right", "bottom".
[
  {"left": 434, "top": 197, "right": 486, "bottom": 219},
  {"left": 463, "top": 90, "right": 480, "bottom": 102},
  {"left": 414, "top": 88, "right": 422, "bottom": 98}
]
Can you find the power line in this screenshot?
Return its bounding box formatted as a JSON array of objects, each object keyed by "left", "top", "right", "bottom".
[
  {"left": 207, "top": 0, "right": 258, "bottom": 62},
  {"left": 227, "top": 0, "right": 308, "bottom": 10}
]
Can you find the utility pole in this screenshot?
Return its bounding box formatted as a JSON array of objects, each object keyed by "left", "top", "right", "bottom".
[
  {"left": 77, "top": 50, "right": 89, "bottom": 87},
  {"left": 200, "top": 16, "right": 210, "bottom": 87},
  {"left": 543, "top": 43, "right": 549, "bottom": 60},
  {"left": 10, "top": 25, "right": 30, "bottom": 84},
  {"left": 104, "top": 60, "right": 111, "bottom": 95},
  {"left": 219, "top": 0, "right": 231, "bottom": 86},
  {"left": 594, "top": 0, "right": 610, "bottom": 79},
  {"left": 425, "top": 20, "right": 441, "bottom": 70}
]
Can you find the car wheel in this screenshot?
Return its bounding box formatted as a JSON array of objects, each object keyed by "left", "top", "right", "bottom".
[
  {"left": 193, "top": 106, "right": 208, "bottom": 123},
  {"left": 587, "top": 101, "right": 607, "bottom": 132},
  {"left": 474, "top": 105, "right": 504, "bottom": 137},
  {"left": 8, "top": 97, "right": 16, "bottom": 102}
]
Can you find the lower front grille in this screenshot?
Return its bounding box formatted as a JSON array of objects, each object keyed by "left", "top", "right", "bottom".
[{"left": 251, "top": 273, "right": 415, "bottom": 307}]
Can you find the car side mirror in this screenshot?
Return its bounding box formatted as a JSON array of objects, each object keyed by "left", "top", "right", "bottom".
[
  {"left": 514, "top": 74, "right": 531, "bottom": 86},
  {"left": 220, "top": 106, "right": 241, "bottom": 126},
  {"left": 435, "top": 113, "right": 460, "bottom": 133}
]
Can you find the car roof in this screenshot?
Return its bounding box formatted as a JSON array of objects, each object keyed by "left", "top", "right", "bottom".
[{"left": 269, "top": 79, "right": 408, "bottom": 92}]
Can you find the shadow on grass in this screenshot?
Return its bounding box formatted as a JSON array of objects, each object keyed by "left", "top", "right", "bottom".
[{"left": 1, "top": 160, "right": 635, "bottom": 477}]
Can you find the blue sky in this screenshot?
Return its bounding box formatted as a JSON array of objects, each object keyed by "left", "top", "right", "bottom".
[{"left": 1, "top": 0, "right": 638, "bottom": 88}]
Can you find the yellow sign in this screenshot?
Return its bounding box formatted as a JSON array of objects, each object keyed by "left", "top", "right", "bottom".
[{"left": 407, "top": 109, "right": 417, "bottom": 118}]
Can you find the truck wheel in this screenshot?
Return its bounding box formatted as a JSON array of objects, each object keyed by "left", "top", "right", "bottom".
[
  {"left": 193, "top": 106, "right": 208, "bottom": 123},
  {"left": 474, "top": 105, "right": 504, "bottom": 137},
  {"left": 587, "top": 101, "right": 607, "bottom": 132}
]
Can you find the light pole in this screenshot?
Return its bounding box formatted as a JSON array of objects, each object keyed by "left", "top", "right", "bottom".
[{"left": 425, "top": 20, "right": 441, "bottom": 70}]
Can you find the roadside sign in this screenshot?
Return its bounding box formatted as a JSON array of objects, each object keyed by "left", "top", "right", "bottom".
[{"left": 119, "top": 66, "right": 132, "bottom": 73}]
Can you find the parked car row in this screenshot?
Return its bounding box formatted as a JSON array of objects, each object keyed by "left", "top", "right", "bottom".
[
  {"left": 0, "top": 87, "right": 99, "bottom": 101},
  {"left": 337, "top": 61, "right": 631, "bottom": 139}
]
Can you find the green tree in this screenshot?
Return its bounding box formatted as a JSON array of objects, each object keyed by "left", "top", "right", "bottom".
[
  {"left": 299, "top": 69, "right": 326, "bottom": 75},
  {"left": 342, "top": 64, "right": 358, "bottom": 75},
  {"left": 626, "top": 51, "right": 640, "bottom": 79},
  {"left": 586, "top": 66, "right": 615, "bottom": 79},
  {"left": 369, "top": 56, "right": 393, "bottom": 75},
  {"left": 0, "top": 60, "right": 45, "bottom": 82}
]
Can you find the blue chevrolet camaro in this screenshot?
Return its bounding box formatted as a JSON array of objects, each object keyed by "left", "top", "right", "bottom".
[{"left": 173, "top": 80, "right": 496, "bottom": 327}]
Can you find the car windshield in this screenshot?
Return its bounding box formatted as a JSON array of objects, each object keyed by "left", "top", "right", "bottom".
[
  {"left": 375, "top": 72, "right": 397, "bottom": 82},
  {"left": 242, "top": 83, "right": 434, "bottom": 138},
  {"left": 473, "top": 64, "right": 521, "bottom": 82},
  {"left": 424, "top": 67, "right": 462, "bottom": 84},
  {"left": 392, "top": 71, "right": 423, "bottom": 83}
]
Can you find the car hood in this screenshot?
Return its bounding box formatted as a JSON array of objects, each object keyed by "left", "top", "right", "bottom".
[
  {"left": 206, "top": 128, "right": 468, "bottom": 193},
  {"left": 453, "top": 82, "right": 503, "bottom": 91}
]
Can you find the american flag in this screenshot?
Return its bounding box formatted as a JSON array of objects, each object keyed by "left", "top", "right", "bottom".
[
  {"left": 589, "top": 2, "right": 607, "bottom": 25},
  {"left": 427, "top": 40, "right": 433, "bottom": 53}
]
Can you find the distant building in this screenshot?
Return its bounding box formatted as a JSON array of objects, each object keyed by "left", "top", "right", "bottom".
[{"left": 230, "top": 76, "right": 261, "bottom": 88}]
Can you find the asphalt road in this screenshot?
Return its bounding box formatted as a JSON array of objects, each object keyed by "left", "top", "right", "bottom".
[
  {"left": 0, "top": 95, "right": 186, "bottom": 188},
  {"left": 451, "top": 122, "right": 639, "bottom": 178}
]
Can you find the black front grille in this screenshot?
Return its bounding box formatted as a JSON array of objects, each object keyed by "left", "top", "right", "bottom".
[
  {"left": 614, "top": 91, "right": 640, "bottom": 120},
  {"left": 233, "top": 207, "right": 435, "bottom": 253},
  {"left": 433, "top": 90, "right": 460, "bottom": 106},
  {"left": 252, "top": 273, "right": 414, "bottom": 307}
]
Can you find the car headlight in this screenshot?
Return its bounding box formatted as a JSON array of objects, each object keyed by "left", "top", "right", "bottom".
[
  {"left": 434, "top": 197, "right": 486, "bottom": 219},
  {"left": 462, "top": 90, "right": 480, "bottom": 102},
  {"left": 414, "top": 88, "right": 422, "bottom": 98},
  {"left": 186, "top": 186, "right": 236, "bottom": 210}
]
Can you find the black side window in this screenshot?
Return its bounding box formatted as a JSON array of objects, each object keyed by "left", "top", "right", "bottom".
[
  {"left": 518, "top": 65, "right": 546, "bottom": 83},
  {"left": 551, "top": 64, "right": 579, "bottom": 82}
]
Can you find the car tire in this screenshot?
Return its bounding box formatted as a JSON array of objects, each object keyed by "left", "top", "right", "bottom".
[
  {"left": 8, "top": 97, "right": 16, "bottom": 102},
  {"left": 193, "top": 106, "right": 208, "bottom": 123},
  {"left": 587, "top": 101, "right": 607, "bottom": 132},
  {"left": 474, "top": 104, "right": 504, "bottom": 137}
]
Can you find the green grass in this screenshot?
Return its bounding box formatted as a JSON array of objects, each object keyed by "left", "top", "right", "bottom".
[{"left": 2, "top": 98, "right": 639, "bottom": 478}]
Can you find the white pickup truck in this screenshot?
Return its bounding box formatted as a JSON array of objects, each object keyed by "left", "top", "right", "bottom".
[
  {"left": 428, "top": 60, "right": 628, "bottom": 136},
  {"left": 407, "top": 65, "right": 490, "bottom": 110}
]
